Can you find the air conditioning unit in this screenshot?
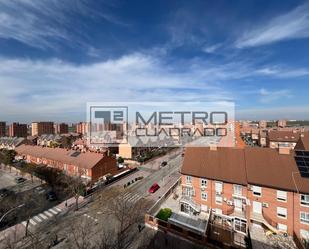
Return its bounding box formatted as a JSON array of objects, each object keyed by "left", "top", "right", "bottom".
[
  {"left": 227, "top": 201, "right": 233, "bottom": 206},
  {"left": 201, "top": 187, "right": 205, "bottom": 192},
  {"left": 262, "top": 202, "right": 269, "bottom": 208},
  {"left": 223, "top": 198, "right": 227, "bottom": 202}
]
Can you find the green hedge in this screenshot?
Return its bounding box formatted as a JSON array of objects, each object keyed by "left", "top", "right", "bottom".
[{"left": 156, "top": 208, "right": 172, "bottom": 221}]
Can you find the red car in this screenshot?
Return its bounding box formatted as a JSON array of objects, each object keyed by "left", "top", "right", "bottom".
[{"left": 148, "top": 183, "right": 160, "bottom": 193}]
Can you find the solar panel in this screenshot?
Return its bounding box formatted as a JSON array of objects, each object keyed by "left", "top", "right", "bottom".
[{"left": 70, "top": 151, "right": 81, "bottom": 157}]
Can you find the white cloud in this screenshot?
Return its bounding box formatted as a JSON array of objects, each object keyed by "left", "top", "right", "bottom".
[
  {"left": 235, "top": 3, "right": 309, "bottom": 48},
  {"left": 202, "top": 43, "right": 222, "bottom": 53},
  {"left": 256, "top": 66, "right": 309, "bottom": 78},
  {"left": 259, "top": 88, "right": 292, "bottom": 103},
  {"left": 0, "top": 0, "right": 123, "bottom": 49}
]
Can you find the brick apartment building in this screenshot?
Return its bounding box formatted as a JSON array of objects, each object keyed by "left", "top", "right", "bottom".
[
  {"left": 8, "top": 122, "right": 28, "bottom": 137},
  {"left": 259, "top": 120, "right": 267, "bottom": 129},
  {"left": 15, "top": 144, "right": 117, "bottom": 182},
  {"left": 76, "top": 122, "right": 89, "bottom": 135},
  {"left": 54, "top": 123, "right": 69, "bottom": 134},
  {"left": 0, "top": 121, "right": 6, "bottom": 137},
  {"left": 277, "top": 120, "right": 287, "bottom": 128},
  {"left": 180, "top": 146, "right": 309, "bottom": 242},
  {"left": 31, "top": 122, "right": 54, "bottom": 136},
  {"left": 267, "top": 130, "right": 302, "bottom": 149}
]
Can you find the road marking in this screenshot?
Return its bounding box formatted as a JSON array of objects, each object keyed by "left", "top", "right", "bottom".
[
  {"left": 55, "top": 207, "right": 62, "bottom": 212},
  {"left": 44, "top": 211, "right": 53, "bottom": 217},
  {"left": 49, "top": 208, "right": 58, "bottom": 215},
  {"left": 29, "top": 219, "right": 37, "bottom": 226},
  {"left": 39, "top": 213, "right": 48, "bottom": 220},
  {"left": 33, "top": 216, "right": 42, "bottom": 222}
]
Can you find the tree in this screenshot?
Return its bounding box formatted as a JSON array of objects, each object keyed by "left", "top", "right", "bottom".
[{"left": 117, "top": 157, "right": 124, "bottom": 164}]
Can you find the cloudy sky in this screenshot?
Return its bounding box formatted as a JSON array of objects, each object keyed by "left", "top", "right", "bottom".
[{"left": 0, "top": 0, "right": 309, "bottom": 122}]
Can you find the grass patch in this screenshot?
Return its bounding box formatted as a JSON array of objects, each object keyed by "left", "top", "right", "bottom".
[{"left": 156, "top": 208, "right": 172, "bottom": 221}]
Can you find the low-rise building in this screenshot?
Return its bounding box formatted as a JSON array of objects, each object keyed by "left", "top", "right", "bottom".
[
  {"left": 0, "top": 137, "right": 26, "bottom": 150},
  {"left": 267, "top": 130, "right": 301, "bottom": 149},
  {"left": 15, "top": 144, "right": 117, "bottom": 182},
  {"left": 180, "top": 146, "right": 309, "bottom": 243}
]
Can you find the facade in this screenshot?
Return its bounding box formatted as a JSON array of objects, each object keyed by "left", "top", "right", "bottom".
[
  {"left": 180, "top": 146, "right": 309, "bottom": 242},
  {"left": 32, "top": 122, "right": 54, "bottom": 136},
  {"left": 15, "top": 144, "right": 117, "bottom": 182},
  {"left": 76, "top": 122, "right": 89, "bottom": 135},
  {"left": 0, "top": 121, "right": 6, "bottom": 137},
  {"left": 8, "top": 123, "right": 28, "bottom": 137},
  {"left": 54, "top": 123, "right": 69, "bottom": 134}
]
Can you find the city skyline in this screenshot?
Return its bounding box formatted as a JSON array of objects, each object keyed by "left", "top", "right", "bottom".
[{"left": 1, "top": 1, "right": 309, "bottom": 121}]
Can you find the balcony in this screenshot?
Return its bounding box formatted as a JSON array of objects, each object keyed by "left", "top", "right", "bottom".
[{"left": 180, "top": 196, "right": 201, "bottom": 213}]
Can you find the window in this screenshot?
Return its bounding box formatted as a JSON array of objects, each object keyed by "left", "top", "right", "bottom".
[
  {"left": 277, "top": 207, "right": 287, "bottom": 219},
  {"left": 200, "top": 178, "right": 207, "bottom": 188},
  {"left": 215, "top": 181, "right": 223, "bottom": 193},
  {"left": 277, "top": 223, "right": 287, "bottom": 232},
  {"left": 234, "top": 185, "right": 242, "bottom": 196},
  {"left": 215, "top": 194, "right": 222, "bottom": 204},
  {"left": 300, "top": 212, "right": 309, "bottom": 224},
  {"left": 186, "top": 176, "right": 192, "bottom": 185},
  {"left": 277, "top": 190, "right": 287, "bottom": 202},
  {"left": 201, "top": 192, "right": 207, "bottom": 201},
  {"left": 301, "top": 194, "right": 309, "bottom": 206},
  {"left": 252, "top": 186, "right": 262, "bottom": 196},
  {"left": 184, "top": 187, "right": 194, "bottom": 197}
]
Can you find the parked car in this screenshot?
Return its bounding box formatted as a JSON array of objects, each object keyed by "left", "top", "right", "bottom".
[
  {"left": 0, "top": 188, "right": 9, "bottom": 198},
  {"left": 15, "top": 177, "right": 26, "bottom": 184},
  {"left": 148, "top": 183, "right": 160, "bottom": 193},
  {"left": 34, "top": 186, "right": 46, "bottom": 194},
  {"left": 46, "top": 191, "right": 57, "bottom": 201},
  {"left": 160, "top": 161, "right": 168, "bottom": 167}
]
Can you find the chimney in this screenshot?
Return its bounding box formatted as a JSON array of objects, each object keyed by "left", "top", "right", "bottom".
[{"left": 278, "top": 147, "right": 290, "bottom": 155}]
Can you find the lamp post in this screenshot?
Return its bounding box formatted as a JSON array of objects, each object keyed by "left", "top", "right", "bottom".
[{"left": 0, "top": 204, "right": 25, "bottom": 224}]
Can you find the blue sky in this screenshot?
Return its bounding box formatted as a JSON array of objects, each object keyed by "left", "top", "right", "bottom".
[{"left": 0, "top": 0, "right": 309, "bottom": 122}]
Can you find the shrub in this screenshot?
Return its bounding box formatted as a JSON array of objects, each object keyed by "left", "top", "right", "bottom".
[{"left": 156, "top": 208, "right": 172, "bottom": 221}]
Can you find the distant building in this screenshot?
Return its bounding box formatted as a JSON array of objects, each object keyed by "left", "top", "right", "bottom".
[
  {"left": 259, "top": 120, "right": 267, "bottom": 129},
  {"left": 76, "top": 122, "right": 89, "bottom": 135},
  {"left": 277, "top": 120, "right": 287, "bottom": 128},
  {"left": 8, "top": 123, "right": 28, "bottom": 137},
  {"left": 16, "top": 144, "right": 117, "bottom": 182},
  {"left": 54, "top": 123, "right": 69, "bottom": 134},
  {"left": 0, "top": 122, "right": 6, "bottom": 137},
  {"left": 0, "top": 137, "right": 25, "bottom": 150},
  {"left": 31, "top": 122, "right": 54, "bottom": 136},
  {"left": 267, "top": 130, "right": 302, "bottom": 149}
]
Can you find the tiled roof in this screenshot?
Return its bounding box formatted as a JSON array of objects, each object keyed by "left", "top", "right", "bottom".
[
  {"left": 16, "top": 144, "right": 105, "bottom": 169},
  {"left": 295, "top": 135, "right": 309, "bottom": 151},
  {"left": 181, "top": 146, "right": 309, "bottom": 194},
  {"left": 268, "top": 130, "right": 301, "bottom": 142}
]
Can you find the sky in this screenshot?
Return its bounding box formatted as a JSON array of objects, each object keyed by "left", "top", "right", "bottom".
[{"left": 0, "top": 0, "right": 309, "bottom": 122}]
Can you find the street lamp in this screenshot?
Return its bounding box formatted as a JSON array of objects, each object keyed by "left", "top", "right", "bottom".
[{"left": 0, "top": 204, "right": 25, "bottom": 224}]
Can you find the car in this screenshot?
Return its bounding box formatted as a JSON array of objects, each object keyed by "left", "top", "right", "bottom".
[
  {"left": 34, "top": 186, "right": 46, "bottom": 194},
  {"left": 160, "top": 161, "right": 167, "bottom": 167},
  {"left": 148, "top": 183, "right": 160, "bottom": 193},
  {"left": 15, "top": 177, "right": 26, "bottom": 184},
  {"left": 46, "top": 191, "right": 57, "bottom": 201},
  {"left": 0, "top": 188, "right": 9, "bottom": 198}
]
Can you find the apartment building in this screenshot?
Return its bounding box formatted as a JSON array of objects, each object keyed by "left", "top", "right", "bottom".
[
  {"left": 0, "top": 121, "right": 6, "bottom": 137},
  {"left": 76, "top": 122, "right": 89, "bottom": 135},
  {"left": 180, "top": 146, "right": 309, "bottom": 242},
  {"left": 8, "top": 122, "right": 28, "bottom": 137},
  {"left": 31, "top": 122, "right": 54, "bottom": 136},
  {"left": 15, "top": 144, "right": 117, "bottom": 182},
  {"left": 277, "top": 120, "right": 287, "bottom": 128},
  {"left": 54, "top": 123, "right": 69, "bottom": 134},
  {"left": 259, "top": 120, "right": 267, "bottom": 129},
  {"left": 267, "top": 130, "right": 301, "bottom": 149}
]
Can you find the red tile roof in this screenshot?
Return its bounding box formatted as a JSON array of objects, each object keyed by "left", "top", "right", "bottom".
[
  {"left": 181, "top": 146, "right": 309, "bottom": 193},
  {"left": 295, "top": 134, "right": 309, "bottom": 151},
  {"left": 16, "top": 144, "right": 105, "bottom": 169}
]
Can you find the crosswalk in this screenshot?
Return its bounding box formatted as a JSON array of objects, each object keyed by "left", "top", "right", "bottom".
[
  {"left": 21, "top": 207, "right": 62, "bottom": 228},
  {"left": 121, "top": 192, "right": 143, "bottom": 204}
]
